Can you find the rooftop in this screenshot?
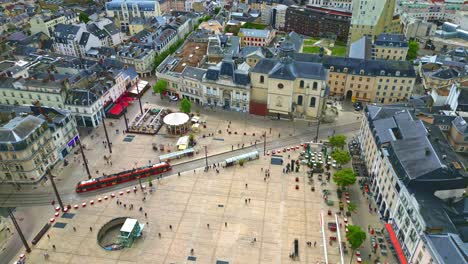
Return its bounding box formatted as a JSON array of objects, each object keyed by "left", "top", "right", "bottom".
[
  {"left": 0, "top": 115, "right": 44, "bottom": 143},
  {"left": 239, "top": 28, "right": 271, "bottom": 38},
  {"left": 374, "top": 33, "right": 408, "bottom": 48},
  {"left": 172, "top": 41, "right": 208, "bottom": 73}
]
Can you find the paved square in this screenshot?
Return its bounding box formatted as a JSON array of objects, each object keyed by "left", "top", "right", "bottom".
[{"left": 26, "top": 153, "right": 350, "bottom": 264}]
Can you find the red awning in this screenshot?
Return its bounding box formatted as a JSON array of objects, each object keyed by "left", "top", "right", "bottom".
[
  {"left": 109, "top": 104, "right": 123, "bottom": 115},
  {"left": 385, "top": 224, "right": 408, "bottom": 264}
]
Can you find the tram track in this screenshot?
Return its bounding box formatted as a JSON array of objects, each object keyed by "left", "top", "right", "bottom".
[{"left": 0, "top": 121, "right": 360, "bottom": 207}]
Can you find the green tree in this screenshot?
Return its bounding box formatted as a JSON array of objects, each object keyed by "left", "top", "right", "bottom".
[
  {"left": 346, "top": 225, "right": 367, "bottom": 263},
  {"left": 333, "top": 168, "right": 356, "bottom": 190},
  {"left": 180, "top": 98, "right": 192, "bottom": 113},
  {"left": 331, "top": 149, "right": 351, "bottom": 166},
  {"left": 329, "top": 134, "right": 347, "bottom": 149},
  {"left": 153, "top": 80, "right": 167, "bottom": 99},
  {"left": 214, "top": 7, "right": 221, "bottom": 14},
  {"left": 79, "top": 12, "right": 90, "bottom": 23},
  {"left": 406, "top": 40, "right": 419, "bottom": 61},
  {"left": 347, "top": 201, "right": 357, "bottom": 214}
]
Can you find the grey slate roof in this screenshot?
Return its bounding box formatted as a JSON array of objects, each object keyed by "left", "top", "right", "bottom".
[
  {"left": 374, "top": 33, "right": 408, "bottom": 48},
  {"left": 239, "top": 28, "right": 270, "bottom": 38},
  {"left": 0, "top": 116, "right": 44, "bottom": 143},
  {"left": 452, "top": 116, "right": 468, "bottom": 135},
  {"left": 79, "top": 32, "right": 90, "bottom": 46},
  {"left": 103, "top": 23, "right": 119, "bottom": 35},
  {"left": 293, "top": 53, "right": 417, "bottom": 78},
  {"left": 182, "top": 66, "right": 206, "bottom": 81},
  {"left": 426, "top": 233, "right": 468, "bottom": 264},
  {"left": 252, "top": 58, "right": 326, "bottom": 81},
  {"left": 54, "top": 24, "right": 80, "bottom": 40}
]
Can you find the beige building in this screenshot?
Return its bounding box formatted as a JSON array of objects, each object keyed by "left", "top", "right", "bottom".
[
  {"left": 298, "top": 54, "right": 416, "bottom": 104},
  {"left": 29, "top": 11, "right": 79, "bottom": 37},
  {"left": 373, "top": 34, "right": 408, "bottom": 61},
  {"left": 0, "top": 115, "right": 57, "bottom": 184},
  {"left": 348, "top": 0, "right": 396, "bottom": 43},
  {"left": 447, "top": 116, "right": 468, "bottom": 152},
  {"left": 250, "top": 44, "right": 327, "bottom": 119}
]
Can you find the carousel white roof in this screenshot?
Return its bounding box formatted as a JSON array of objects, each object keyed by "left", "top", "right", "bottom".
[{"left": 163, "top": 112, "right": 189, "bottom": 126}]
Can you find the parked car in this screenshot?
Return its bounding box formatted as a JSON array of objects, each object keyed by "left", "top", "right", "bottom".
[
  {"left": 353, "top": 102, "right": 363, "bottom": 111},
  {"left": 169, "top": 95, "right": 178, "bottom": 101}
]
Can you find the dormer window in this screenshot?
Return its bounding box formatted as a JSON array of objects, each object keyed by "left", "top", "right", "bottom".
[
  {"left": 360, "top": 69, "right": 365, "bottom": 75},
  {"left": 330, "top": 66, "right": 334, "bottom": 71},
  {"left": 343, "top": 67, "right": 348, "bottom": 73},
  {"left": 395, "top": 71, "right": 400, "bottom": 77},
  {"left": 380, "top": 70, "right": 385, "bottom": 75}
]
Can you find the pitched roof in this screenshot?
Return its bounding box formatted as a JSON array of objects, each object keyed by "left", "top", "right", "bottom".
[{"left": 0, "top": 116, "right": 44, "bottom": 143}]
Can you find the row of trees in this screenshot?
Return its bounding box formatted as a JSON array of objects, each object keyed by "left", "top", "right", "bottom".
[{"left": 328, "top": 134, "right": 367, "bottom": 260}]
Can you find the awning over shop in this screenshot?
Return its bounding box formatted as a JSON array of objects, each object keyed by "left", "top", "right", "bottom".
[
  {"left": 385, "top": 224, "right": 408, "bottom": 264},
  {"left": 159, "top": 148, "right": 194, "bottom": 162},
  {"left": 109, "top": 104, "right": 124, "bottom": 116},
  {"left": 225, "top": 151, "right": 259, "bottom": 164}
]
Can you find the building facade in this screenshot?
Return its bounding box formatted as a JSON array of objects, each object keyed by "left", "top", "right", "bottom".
[
  {"left": 238, "top": 28, "right": 275, "bottom": 47},
  {"left": 250, "top": 43, "right": 327, "bottom": 119},
  {"left": 373, "top": 34, "right": 408, "bottom": 61},
  {"left": 309, "top": 0, "right": 353, "bottom": 11},
  {"left": 285, "top": 6, "right": 351, "bottom": 41},
  {"left": 0, "top": 115, "right": 57, "bottom": 184},
  {"left": 105, "top": 0, "right": 161, "bottom": 33},
  {"left": 348, "top": 0, "right": 396, "bottom": 43},
  {"left": 29, "top": 11, "right": 79, "bottom": 37}
]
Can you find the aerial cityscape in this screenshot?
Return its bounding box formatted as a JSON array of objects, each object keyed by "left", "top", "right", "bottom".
[{"left": 0, "top": 0, "right": 467, "bottom": 263}]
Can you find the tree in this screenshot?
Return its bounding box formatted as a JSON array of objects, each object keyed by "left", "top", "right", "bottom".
[
  {"left": 331, "top": 149, "right": 351, "bottom": 166},
  {"left": 180, "top": 98, "right": 192, "bottom": 113},
  {"left": 153, "top": 80, "right": 167, "bottom": 99},
  {"left": 333, "top": 168, "right": 356, "bottom": 190},
  {"left": 346, "top": 225, "right": 366, "bottom": 264},
  {"left": 329, "top": 134, "right": 347, "bottom": 149},
  {"left": 214, "top": 7, "right": 221, "bottom": 14},
  {"left": 347, "top": 202, "right": 357, "bottom": 216},
  {"left": 406, "top": 40, "right": 419, "bottom": 61},
  {"left": 79, "top": 12, "right": 90, "bottom": 23}
]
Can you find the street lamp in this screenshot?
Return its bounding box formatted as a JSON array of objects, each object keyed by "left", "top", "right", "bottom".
[
  {"left": 77, "top": 137, "right": 91, "bottom": 179},
  {"left": 102, "top": 120, "right": 112, "bottom": 154},
  {"left": 314, "top": 87, "right": 327, "bottom": 143},
  {"left": 123, "top": 109, "right": 129, "bottom": 132},
  {"left": 8, "top": 208, "right": 31, "bottom": 253},
  {"left": 47, "top": 169, "right": 64, "bottom": 212},
  {"left": 137, "top": 86, "right": 143, "bottom": 115}
]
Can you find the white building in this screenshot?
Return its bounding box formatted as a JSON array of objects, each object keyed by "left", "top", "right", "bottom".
[
  {"left": 271, "top": 4, "right": 288, "bottom": 30},
  {"left": 29, "top": 10, "right": 79, "bottom": 37},
  {"left": 105, "top": 0, "right": 161, "bottom": 33}
]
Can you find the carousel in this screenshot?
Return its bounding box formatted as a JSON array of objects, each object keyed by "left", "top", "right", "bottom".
[{"left": 163, "top": 112, "right": 190, "bottom": 135}]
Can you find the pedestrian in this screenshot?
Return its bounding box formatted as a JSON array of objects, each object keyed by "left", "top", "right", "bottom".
[
  {"left": 245, "top": 183, "right": 248, "bottom": 189},
  {"left": 207, "top": 224, "right": 210, "bottom": 229},
  {"left": 116, "top": 200, "right": 119, "bottom": 205},
  {"left": 245, "top": 199, "right": 247, "bottom": 204},
  {"left": 368, "top": 254, "right": 371, "bottom": 259},
  {"left": 314, "top": 241, "right": 317, "bottom": 247},
  {"left": 52, "top": 245, "right": 56, "bottom": 250},
  {"left": 264, "top": 177, "right": 266, "bottom": 181},
  {"left": 178, "top": 172, "right": 181, "bottom": 176},
  {"left": 169, "top": 225, "right": 172, "bottom": 230},
  {"left": 278, "top": 133, "right": 281, "bottom": 138},
  {"left": 124, "top": 204, "right": 127, "bottom": 209},
  {"left": 145, "top": 212, "right": 147, "bottom": 218},
  {"left": 90, "top": 227, "right": 93, "bottom": 232},
  {"left": 139, "top": 207, "right": 143, "bottom": 212},
  {"left": 194, "top": 170, "right": 196, "bottom": 174},
  {"left": 143, "top": 197, "right": 146, "bottom": 202},
  {"left": 47, "top": 234, "right": 50, "bottom": 239},
  {"left": 248, "top": 198, "right": 251, "bottom": 203},
  {"left": 158, "top": 233, "right": 161, "bottom": 238},
  {"left": 190, "top": 248, "right": 194, "bottom": 255},
  {"left": 73, "top": 226, "right": 76, "bottom": 232},
  {"left": 261, "top": 168, "right": 263, "bottom": 172},
  {"left": 225, "top": 222, "right": 227, "bottom": 227},
  {"left": 44, "top": 252, "right": 49, "bottom": 259}
]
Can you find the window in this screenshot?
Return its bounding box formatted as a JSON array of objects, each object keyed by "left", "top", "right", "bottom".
[
  {"left": 300, "top": 80, "right": 304, "bottom": 88},
  {"left": 260, "top": 75, "right": 264, "bottom": 83},
  {"left": 297, "top": 95, "right": 303, "bottom": 106},
  {"left": 277, "top": 83, "right": 284, "bottom": 89},
  {"left": 309, "top": 97, "right": 316, "bottom": 107},
  {"left": 313, "top": 82, "right": 318, "bottom": 90}
]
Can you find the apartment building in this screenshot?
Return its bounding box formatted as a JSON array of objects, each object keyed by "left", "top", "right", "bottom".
[
  {"left": 397, "top": 0, "right": 466, "bottom": 24},
  {"left": 373, "top": 34, "right": 408, "bottom": 61},
  {"left": 29, "top": 10, "right": 79, "bottom": 37},
  {"left": 348, "top": 0, "right": 396, "bottom": 43},
  {"left": 52, "top": 24, "right": 101, "bottom": 57},
  {"left": 296, "top": 53, "right": 416, "bottom": 103},
  {"left": 0, "top": 115, "right": 57, "bottom": 184},
  {"left": 238, "top": 28, "right": 275, "bottom": 47},
  {"left": 250, "top": 42, "right": 327, "bottom": 118},
  {"left": 117, "top": 44, "right": 156, "bottom": 77},
  {"left": 271, "top": 4, "right": 288, "bottom": 30},
  {"left": 284, "top": 5, "right": 351, "bottom": 41},
  {"left": 105, "top": 0, "right": 161, "bottom": 33},
  {"left": 309, "top": 0, "right": 353, "bottom": 11},
  {"left": 359, "top": 104, "right": 468, "bottom": 262}
]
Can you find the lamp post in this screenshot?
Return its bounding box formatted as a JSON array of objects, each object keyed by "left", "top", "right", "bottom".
[
  {"left": 314, "top": 87, "right": 327, "bottom": 143},
  {"left": 8, "top": 208, "right": 31, "bottom": 253},
  {"left": 47, "top": 169, "right": 64, "bottom": 212},
  {"left": 137, "top": 86, "right": 143, "bottom": 115},
  {"left": 204, "top": 146, "right": 208, "bottom": 169},
  {"left": 263, "top": 131, "right": 266, "bottom": 156},
  {"left": 123, "top": 109, "right": 129, "bottom": 132},
  {"left": 102, "top": 120, "right": 112, "bottom": 154},
  {"left": 77, "top": 138, "right": 91, "bottom": 179}
]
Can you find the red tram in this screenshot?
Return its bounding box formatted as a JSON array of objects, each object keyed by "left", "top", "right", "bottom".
[{"left": 75, "top": 162, "right": 172, "bottom": 193}]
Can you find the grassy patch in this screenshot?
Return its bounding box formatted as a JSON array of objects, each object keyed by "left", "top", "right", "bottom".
[
  {"left": 303, "top": 46, "right": 321, "bottom": 54},
  {"left": 241, "top": 22, "right": 267, "bottom": 30},
  {"left": 303, "top": 38, "right": 320, "bottom": 46},
  {"left": 331, "top": 46, "right": 347, "bottom": 56}
]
